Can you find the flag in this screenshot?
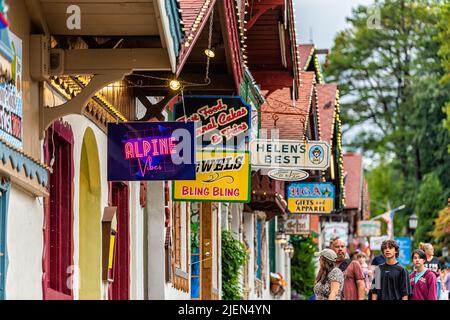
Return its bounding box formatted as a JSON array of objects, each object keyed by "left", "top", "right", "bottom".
[
  {"left": 0, "top": 12, "right": 7, "bottom": 29},
  {"left": 379, "top": 210, "right": 395, "bottom": 239}
]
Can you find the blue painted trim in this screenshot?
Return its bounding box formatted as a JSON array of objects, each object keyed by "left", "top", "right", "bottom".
[
  {"left": 0, "top": 141, "right": 49, "bottom": 188},
  {"left": 0, "top": 179, "right": 10, "bottom": 300},
  {"left": 165, "top": 0, "right": 183, "bottom": 57}
]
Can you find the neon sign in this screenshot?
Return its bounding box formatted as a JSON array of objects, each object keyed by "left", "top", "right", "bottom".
[
  {"left": 173, "top": 96, "right": 251, "bottom": 149},
  {"left": 107, "top": 122, "right": 196, "bottom": 181}
]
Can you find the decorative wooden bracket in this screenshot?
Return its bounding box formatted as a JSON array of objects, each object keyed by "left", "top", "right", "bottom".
[
  {"left": 40, "top": 71, "right": 130, "bottom": 138},
  {"left": 136, "top": 89, "right": 178, "bottom": 121}
]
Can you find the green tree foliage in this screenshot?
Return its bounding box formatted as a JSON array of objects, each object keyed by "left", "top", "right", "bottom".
[
  {"left": 436, "top": 2, "right": 450, "bottom": 151},
  {"left": 324, "top": 0, "right": 450, "bottom": 241},
  {"left": 290, "top": 236, "right": 317, "bottom": 298},
  {"left": 431, "top": 205, "right": 450, "bottom": 250},
  {"left": 221, "top": 230, "right": 247, "bottom": 300},
  {"left": 414, "top": 173, "right": 445, "bottom": 247}
]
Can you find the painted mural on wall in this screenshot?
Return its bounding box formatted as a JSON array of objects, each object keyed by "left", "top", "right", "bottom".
[{"left": 0, "top": 3, "right": 23, "bottom": 149}]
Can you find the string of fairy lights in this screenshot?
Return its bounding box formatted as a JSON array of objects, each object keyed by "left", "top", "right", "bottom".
[
  {"left": 236, "top": 0, "right": 249, "bottom": 67},
  {"left": 335, "top": 89, "right": 346, "bottom": 208}
]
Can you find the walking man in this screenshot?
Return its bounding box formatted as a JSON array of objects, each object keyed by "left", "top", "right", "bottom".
[
  {"left": 331, "top": 238, "right": 366, "bottom": 300},
  {"left": 371, "top": 239, "right": 412, "bottom": 300}
]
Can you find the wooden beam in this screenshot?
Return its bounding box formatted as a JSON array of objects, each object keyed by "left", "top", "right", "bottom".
[
  {"left": 246, "top": 5, "right": 278, "bottom": 30},
  {"left": 40, "top": 72, "right": 127, "bottom": 136},
  {"left": 135, "top": 89, "right": 178, "bottom": 121},
  {"left": 25, "top": 0, "right": 50, "bottom": 35},
  {"left": 60, "top": 48, "right": 171, "bottom": 74}
]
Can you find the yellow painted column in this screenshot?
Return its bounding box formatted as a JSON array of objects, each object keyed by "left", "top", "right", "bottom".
[{"left": 79, "top": 128, "right": 102, "bottom": 300}]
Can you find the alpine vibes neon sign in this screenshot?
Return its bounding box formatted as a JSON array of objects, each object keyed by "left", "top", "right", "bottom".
[{"left": 107, "top": 122, "right": 196, "bottom": 181}]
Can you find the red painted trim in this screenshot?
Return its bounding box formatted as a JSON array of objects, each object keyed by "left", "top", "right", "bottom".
[
  {"left": 42, "top": 120, "right": 74, "bottom": 300},
  {"left": 109, "top": 182, "right": 130, "bottom": 300},
  {"left": 176, "top": 0, "right": 217, "bottom": 77},
  {"left": 223, "top": 0, "right": 244, "bottom": 92}
]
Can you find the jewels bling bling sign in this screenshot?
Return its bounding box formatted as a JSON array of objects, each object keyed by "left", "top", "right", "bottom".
[
  {"left": 107, "top": 122, "right": 196, "bottom": 181},
  {"left": 173, "top": 96, "right": 251, "bottom": 148},
  {"left": 287, "top": 182, "right": 335, "bottom": 214},
  {"left": 250, "top": 139, "right": 330, "bottom": 170},
  {"left": 173, "top": 150, "right": 250, "bottom": 202}
]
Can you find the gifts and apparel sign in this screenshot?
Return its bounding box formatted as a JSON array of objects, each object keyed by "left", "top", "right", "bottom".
[
  {"left": 357, "top": 220, "right": 381, "bottom": 237},
  {"left": 107, "top": 122, "right": 196, "bottom": 181},
  {"left": 323, "top": 222, "right": 349, "bottom": 246},
  {"left": 250, "top": 139, "right": 330, "bottom": 170},
  {"left": 285, "top": 214, "right": 310, "bottom": 235},
  {"left": 394, "top": 237, "right": 411, "bottom": 266},
  {"left": 287, "top": 182, "right": 335, "bottom": 214},
  {"left": 173, "top": 96, "right": 251, "bottom": 148},
  {"left": 0, "top": 30, "right": 22, "bottom": 148},
  {"left": 173, "top": 150, "right": 250, "bottom": 202}
]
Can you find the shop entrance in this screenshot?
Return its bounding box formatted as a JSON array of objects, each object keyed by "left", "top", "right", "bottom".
[
  {"left": 0, "top": 179, "right": 10, "bottom": 300},
  {"left": 79, "top": 128, "right": 101, "bottom": 299},
  {"left": 108, "top": 182, "right": 130, "bottom": 300}
]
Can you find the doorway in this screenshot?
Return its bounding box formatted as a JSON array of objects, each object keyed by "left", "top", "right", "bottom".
[
  {"left": 0, "top": 179, "right": 10, "bottom": 300},
  {"left": 109, "top": 182, "right": 130, "bottom": 300},
  {"left": 79, "top": 128, "right": 101, "bottom": 299}
]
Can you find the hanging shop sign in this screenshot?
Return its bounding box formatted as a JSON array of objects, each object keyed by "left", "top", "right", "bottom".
[
  {"left": 107, "top": 122, "right": 196, "bottom": 181},
  {"left": 0, "top": 30, "right": 22, "bottom": 148},
  {"left": 323, "top": 222, "right": 349, "bottom": 246},
  {"left": 173, "top": 150, "right": 250, "bottom": 202},
  {"left": 394, "top": 237, "right": 411, "bottom": 266},
  {"left": 357, "top": 220, "right": 381, "bottom": 237},
  {"left": 285, "top": 214, "right": 310, "bottom": 235},
  {"left": 287, "top": 182, "right": 335, "bottom": 214},
  {"left": 369, "top": 235, "right": 390, "bottom": 251},
  {"left": 173, "top": 96, "right": 251, "bottom": 149},
  {"left": 267, "top": 168, "right": 309, "bottom": 181},
  {"left": 250, "top": 139, "right": 330, "bottom": 170}
]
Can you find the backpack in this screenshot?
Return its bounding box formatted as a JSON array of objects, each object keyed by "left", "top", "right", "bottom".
[{"left": 338, "top": 259, "right": 352, "bottom": 272}]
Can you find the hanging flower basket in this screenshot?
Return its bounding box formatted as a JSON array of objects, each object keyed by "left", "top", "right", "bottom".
[{"left": 270, "top": 272, "right": 286, "bottom": 296}]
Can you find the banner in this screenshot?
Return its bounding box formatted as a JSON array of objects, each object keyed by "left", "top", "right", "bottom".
[
  {"left": 285, "top": 214, "right": 310, "bottom": 235},
  {"left": 0, "top": 29, "right": 22, "bottom": 148},
  {"left": 287, "top": 182, "right": 335, "bottom": 214},
  {"left": 357, "top": 220, "right": 381, "bottom": 237},
  {"left": 323, "top": 222, "right": 349, "bottom": 246},
  {"left": 173, "top": 150, "right": 250, "bottom": 202},
  {"left": 173, "top": 96, "right": 251, "bottom": 149},
  {"left": 370, "top": 236, "right": 389, "bottom": 251},
  {"left": 107, "top": 122, "right": 196, "bottom": 181},
  {"left": 250, "top": 139, "right": 330, "bottom": 170},
  {"left": 394, "top": 237, "right": 411, "bottom": 266}
]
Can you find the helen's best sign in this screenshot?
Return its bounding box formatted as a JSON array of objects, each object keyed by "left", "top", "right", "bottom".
[{"left": 250, "top": 139, "right": 330, "bottom": 170}]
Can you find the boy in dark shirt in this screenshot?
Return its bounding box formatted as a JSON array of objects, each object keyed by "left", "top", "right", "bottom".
[{"left": 371, "top": 239, "right": 412, "bottom": 300}]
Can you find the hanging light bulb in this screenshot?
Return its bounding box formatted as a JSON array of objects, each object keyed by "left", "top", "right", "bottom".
[
  {"left": 275, "top": 231, "right": 287, "bottom": 245},
  {"left": 169, "top": 79, "right": 181, "bottom": 91},
  {"left": 204, "top": 48, "right": 215, "bottom": 58}
]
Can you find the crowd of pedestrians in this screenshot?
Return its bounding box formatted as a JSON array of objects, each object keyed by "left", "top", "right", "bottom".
[{"left": 313, "top": 238, "right": 449, "bottom": 300}]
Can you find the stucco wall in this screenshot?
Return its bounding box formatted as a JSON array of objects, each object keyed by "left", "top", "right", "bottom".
[{"left": 6, "top": 186, "right": 43, "bottom": 299}]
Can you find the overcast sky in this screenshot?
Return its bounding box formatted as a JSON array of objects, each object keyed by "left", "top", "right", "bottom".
[{"left": 294, "top": 0, "right": 375, "bottom": 50}]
